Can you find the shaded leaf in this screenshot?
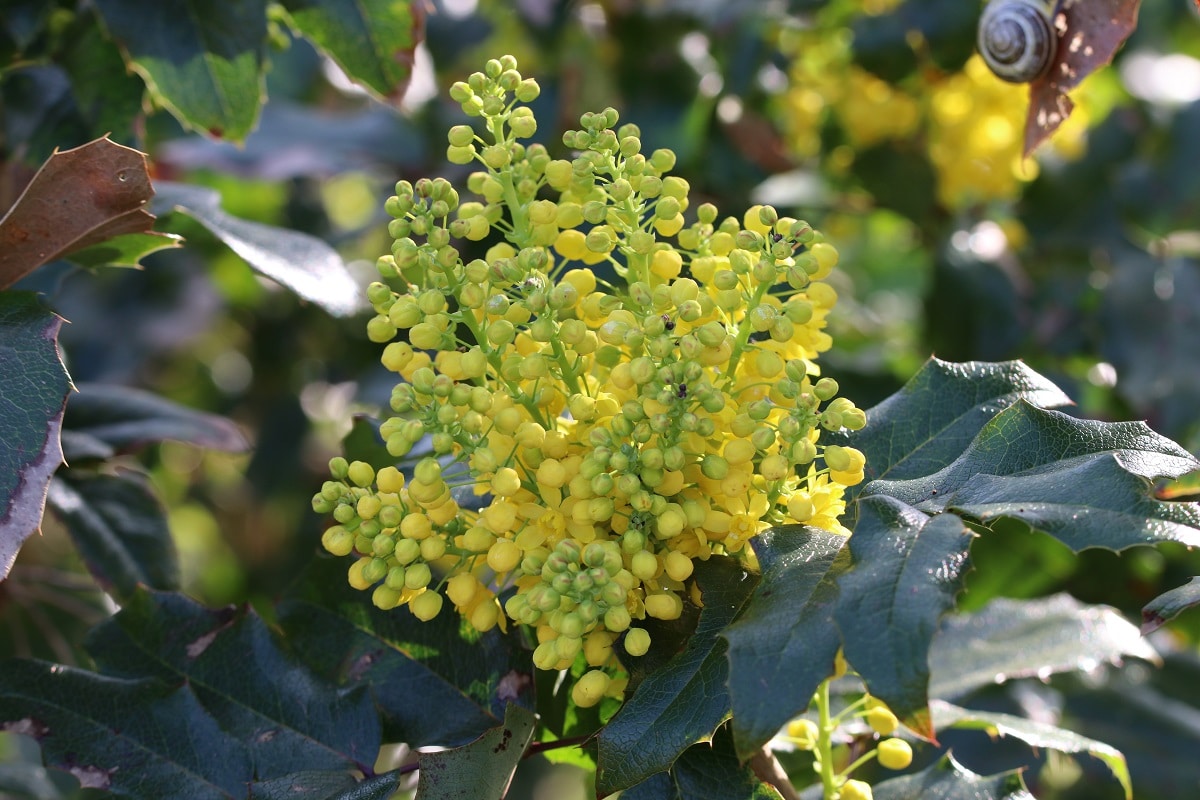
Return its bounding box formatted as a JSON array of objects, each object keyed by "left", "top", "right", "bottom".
[
  {"left": 1024, "top": 0, "right": 1142, "bottom": 155},
  {"left": 0, "top": 137, "right": 158, "bottom": 288},
  {"left": 85, "top": 589, "right": 380, "bottom": 778},
  {"left": 249, "top": 768, "right": 401, "bottom": 800},
  {"left": 723, "top": 525, "right": 850, "bottom": 758},
  {"left": 153, "top": 180, "right": 363, "bottom": 316},
  {"left": 595, "top": 557, "right": 758, "bottom": 796},
  {"left": 64, "top": 382, "right": 248, "bottom": 453},
  {"left": 414, "top": 704, "right": 535, "bottom": 800},
  {"left": 58, "top": 14, "right": 146, "bottom": 145},
  {"left": 865, "top": 402, "right": 1200, "bottom": 552},
  {"left": 622, "top": 724, "right": 785, "bottom": 800},
  {"left": 0, "top": 293, "right": 70, "bottom": 582},
  {"left": 932, "top": 700, "right": 1131, "bottom": 799},
  {"left": 0, "top": 658, "right": 252, "bottom": 799},
  {"left": 834, "top": 496, "right": 974, "bottom": 739},
  {"left": 93, "top": 0, "right": 268, "bottom": 141},
  {"left": 279, "top": 0, "right": 423, "bottom": 101},
  {"left": 46, "top": 472, "right": 179, "bottom": 600},
  {"left": 828, "top": 358, "right": 1071, "bottom": 489},
  {"left": 277, "top": 555, "right": 533, "bottom": 748},
  {"left": 1141, "top": 576, "right": 1200, "bottom": 634},
  {"left": 65, "top": 232, "right": 182, "bottom": 269},
  {"left": 927, "top": 594, "right": 1157, "bottom": 702},
  {"left": 872, "top": 753, "right": 1031, "bottom": 800}
]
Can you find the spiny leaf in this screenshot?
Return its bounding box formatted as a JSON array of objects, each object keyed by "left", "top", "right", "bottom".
[
  {"left": 834, "top": 496, "right": 974, "bottom": 739},
  {"left": 595, "top": 556, "right": 758, "bottom": 796},
  {"left": 0, "top": 137, "right": 160, "bottom": 288},
  {"left": 0, "top": 658, "right": 252, "bottom": 799},
  {"left": 45, "top": 472, "right": 179, "bottom": 600},
  {"left": 277, "top": 555, "right": 533, "bottom": 748},
  {"left": 153, "top": 180, "right": 363, "bottom": 316},
  {"left": 620, "top": 724, "right": 785, "bottom": 800},
  {"left": 871, "top": 753, "right": 1032, "bottom": 800},
  {"left": 248, "top": 768, "right": 402, "bottom": 799},
  {"left": 64, "top": 382, "right": 248, "bottom": 453},
  {"left": 93, "top": 0, "right": 268, "bottom": 141},
  {"left": 0, "top": 293, "right": 70, "bottom": 582},
  {"left": 1141, "top": 576, "right": 1200, "bottom": 634},
  {"left": 414, "top": 704, "right": 535, "bottom": 800},
  {"left": 932, "top": 700, "right": 1131, "bottom": 799},
  {"left": 278, "top": 0, "right": 423, "bottom": 101},
  {"left": 927, "top": 594, "right": 1157, "bottom": 702},
  {"left": 65, "top": 232, "right": 182, "bottom": 270},
  {"left": 864, "top": 401, "right": 1200, "bottom": 552},
  {"left": 85, "top": 589, "right": 381, "bottom": 779},
  {"left": 828, "top": 358, "right": 1071, "bottom": 491},
  {"left": 723, "top": 525, "right": 850, "bottom": 759}
]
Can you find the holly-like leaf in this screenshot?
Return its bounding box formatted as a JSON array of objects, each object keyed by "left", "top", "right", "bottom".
[
  {"left": 927, "top": 594, "right": 1157, "bottom": 702},
  {"left": 64, "top": 382, "right": 248, "bottom": 453},
  {"left": 1141, "top": 576, "right": 1200, "bottom": 634},
  {"left": 45, "top": 472, "right": 179, "bottom": 600},
  {"left": 413, "top": 704, "right": 535, "bottom": 800},
  {"left": 85, "top": 589, "right": 381, "bottom": 779},
  {"left": 0, "top": 137, "right": 159, "bottom": 289},
  {"left": 153, "top": 181, "right": 363, "bottom": 316},
  {"left": 723, "top": 525, "right": 850, "bottom": 758},
  {"left": 93, "top": 0, "right": 268, "bottom": 141},
  {"left": 0, "top": 658, "right": 252, "bottom": 799},
  {"left": 278, "top": 0, "right": 423, "bottom": 101},
  {"left": 277, "top": 555, "right": 533, "bottom": 748},
  {"left": 828, "top": 358, "right": 1071, "bottom": 490},
  {"left": 0, "top": 293, "right": 70, "bottom": 582},
  {"left": 865, "top": 401, "right": 1200, "bottom": 552},
  {"left": 621, "top": 724, "right": 785, "bottom": 800},
  {"left": 595, "top": 556, "right": 758, "bottom": 797},
  {"left": 834, "top": 496, "right": 974, "bottom": 739},
  {"left": 65, "top": 232, "right": 182, "bottom": 270},
  {"left": 1023, "top": 0, "right": 1142, "bottom": 156},
  {"left": 932, "top": 700, "right": 1131, "bottom": 799},
  {"left": 871, "top": 753, "right": 1031, "bottom": 800}
]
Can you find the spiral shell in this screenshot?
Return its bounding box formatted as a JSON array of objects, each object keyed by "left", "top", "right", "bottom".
[{"left": 977, "top": 0, "right": 1058, "bottom": 83}]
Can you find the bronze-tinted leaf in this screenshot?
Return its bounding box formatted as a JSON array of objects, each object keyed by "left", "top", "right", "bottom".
[{"left": 1024, "top": 0, "right": 1142, "bottom": 155}]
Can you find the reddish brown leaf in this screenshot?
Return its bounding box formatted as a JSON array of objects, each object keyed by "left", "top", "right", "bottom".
[
  {"left": 0, "top": 137, "right": 158, "bottom": 289},
  {"left": 1024, "top": 0, "right": 1142, "bottom": 156}
]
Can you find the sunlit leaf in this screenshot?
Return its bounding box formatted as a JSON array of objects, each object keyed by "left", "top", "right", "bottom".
[
  {"left": 413, "top": 705, "right": 535, "bottom": 800},
  {"left": 1142, "top": 576, "right": 1200, "bottom": 634}
]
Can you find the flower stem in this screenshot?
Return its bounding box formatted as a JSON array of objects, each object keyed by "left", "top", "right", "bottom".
[{"left": 816, "top": 678, "right": 839, "bottom": 799}]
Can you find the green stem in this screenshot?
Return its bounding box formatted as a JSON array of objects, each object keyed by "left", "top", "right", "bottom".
[
  {"left": 724, "top": 279, "right": 772, "bottom": 383},
  {"left": 816, "top": 678, "right": 839, "bottom": 799}
]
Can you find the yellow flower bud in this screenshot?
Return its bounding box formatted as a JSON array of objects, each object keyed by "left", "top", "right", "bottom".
[
  {"left": 623, "top": 627, "right": 651, "bottom": 657},
  {"left": 409, "top": 590, "right": 444, "bottom": 621},
  {"left": 877, "top": 738, "right": 912, "bottom": 770},
  {"left": 572, "top": 670, "right": 611, "bottom": 708},
  {"left": 840, "top": 780, "right": 873, "bottom": 800}
]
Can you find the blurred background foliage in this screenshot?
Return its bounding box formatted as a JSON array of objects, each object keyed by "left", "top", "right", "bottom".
[{"left": 5, "top": 0, "right": 1200, "bottom": 797}]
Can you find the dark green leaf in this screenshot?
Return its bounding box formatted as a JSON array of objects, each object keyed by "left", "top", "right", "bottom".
[
  {"left": 866, "top": 402, "right": 1200, "bottom": 552},
  {"left": 153, "top": 181, "right": 363, "bottom": 316},
  {"left": 414, "top": 704, "right": 535, "bottom": 800},
  {"left": 671, "top": 725, "right": 785, "bottom": 800},
  {"left": 278, "top": 555, "right": 533, "bottom": 748},
  {"left": 834, "top": 496, "right": 973, "bottom": 738},
  {"left": 65, "top": 232, "right": 182, "bottom": 270},
  {"left": 58, "top": 15, "right": 146, "bottom": 144},
  {"left": 927, "top": 594, "right": 1157, "bottom": 702},
  {"left": 830, "top": 358, "right": 1071, "bottom": 487},
  {"left": 871, "top": 754, "right": 1032, "bottom": 800},
  {"left": 85, "top": 589, "right": 380, "bottom": 778},
  {"left": 0, "top": 658, "right": 252, "bottom": 799},
  {"left": 723, "top": 525, "right": 850, "bottom": 758},
  {"left": 46, "top": 472, "right": 179, "bottom": 599},
  {"left": 932, "top": 700, "right": 1131, "bottom": 799},
  {"left": 1141, "top": 576, "right": 1200, "bottom": 634},
  {"left": 279, "top": 0, "right": 421, "bottom": 100},
  {"left": 0, "top": 1, "right": 51, "bottom": 50},
  {"left": 595, "top": 557, "right": 758, "bottom": 796},
  {"left": 249, "top": 769, "right": 402, "bottom": 800},
  {"left": 64, "top": 382, "right": 247, "bottom": 452},
  {"left": 93, "top": 0, "right": 268, "bottom": 141},
  {"left": 0, "top": 293, "right": 70, "bottom": 582}
]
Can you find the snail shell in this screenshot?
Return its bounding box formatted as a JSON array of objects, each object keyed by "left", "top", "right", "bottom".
[{"left": 977, "top": 0, "right": 1058, "bottom": 83}]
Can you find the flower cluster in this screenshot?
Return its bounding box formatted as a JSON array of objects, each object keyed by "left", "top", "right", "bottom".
[
  {"left": 313, "top": 55, "right": 866, "bottom": 705},
  {"left": 778, "top": 16, "right": 1093, "bottom": 209}
]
